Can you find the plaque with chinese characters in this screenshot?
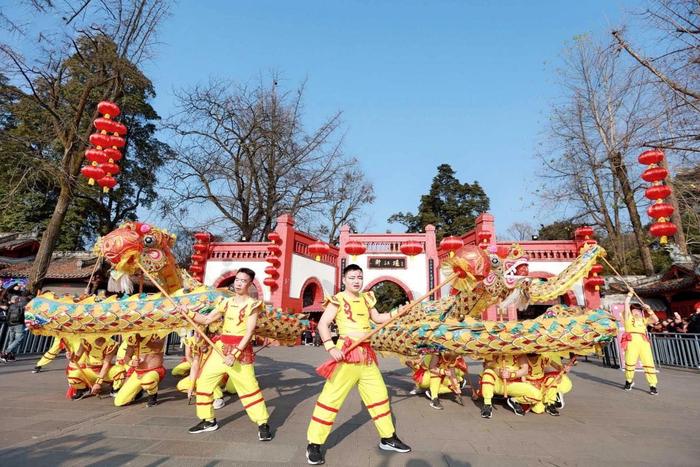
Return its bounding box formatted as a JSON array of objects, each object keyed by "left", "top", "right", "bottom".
[{"left": 367, "top": 257, "right": 406, "bottom": 269}]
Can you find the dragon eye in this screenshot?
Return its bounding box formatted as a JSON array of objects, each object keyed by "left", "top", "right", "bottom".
[
  {"left": 491, "top": 257, "right": 499, "bottom": 265},
  {"left": 143, "top": 236, "right": 155, "bottom": 246}
]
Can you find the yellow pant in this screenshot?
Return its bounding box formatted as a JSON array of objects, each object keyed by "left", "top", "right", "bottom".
[
  {"left": 307, "top": 362, "right": 394, "bottom": 445},
  {"left": 36, "top": 338, "right": 63, "bottom": 368},
  {"left": 172, "top": 360, "right": 191, "bottom": 376},
  {"left": 177, "top": 374, "right": 237, "bottom": 399},
  {"left": 67, "top": 365, "right": 124, "bottom": 390},
  {"left": 525, "top": 373, "right": 573, "bottom": 413},
  {"left": 625, "top": 335, "right": 658, "bottom": 386},
  {"left": 194, "top": 343, "right": 268, "bottom": 424},
  {"left": 416, "top": 370, "right": 463, "bottom": 396},
  {"left": 114, "top": 369, "right": 161, "bottom": 406},
  {"left": 480, "top": 369, "right": 542, "bottom": 407}
]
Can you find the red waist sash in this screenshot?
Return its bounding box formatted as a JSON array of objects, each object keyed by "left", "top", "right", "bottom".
[
  {"left": 220, "top": 334, "right": 254, "bottom": 364},
  {"left": 620, "top": 331, "right": 649, "bottom": 351}
]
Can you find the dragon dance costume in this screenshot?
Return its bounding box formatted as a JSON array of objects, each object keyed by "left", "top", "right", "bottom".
[
  {"left": 114, "top": 334, "right": 165, "bottom": 407},
  {"left": 66, "top": 337, "right": 123, "bottom": 398},
  {"left": 480, "top": 355, "right": 542, "bottom": 410}
]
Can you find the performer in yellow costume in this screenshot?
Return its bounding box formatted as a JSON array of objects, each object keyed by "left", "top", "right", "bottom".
[
  {"left": 523, "top": 353, "right": 571, "bottom": 416},
  {"left": 185, "top": 268, "right": 271, "bottom": 441},
  {"left": 621, "top": 289, "right": 659, "bottom": 395},
  {"left": 33, "top": 337, "right": 65, "bottom": 373},
  {"left": 407, "top": 352, "right": 465, "bottom": 410},
  {"left": 479, "top": 354, "right": 542, "bottom": 418},
  {"left": 65, "top": 336, "right": 122, "bottom": 399},
  {"left": 114, "top": 334, "right": 166, "bottom": 407},
  {"left": 305, "top": 264, "right": 411, "bottom": 465}
]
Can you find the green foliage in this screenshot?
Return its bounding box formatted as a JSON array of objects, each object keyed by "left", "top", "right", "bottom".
[
  {"left": 370, "top": 281, "right": 409, "bottom": 314},
  {"left": 388, "top": 164, "right": 490, "bottom": 240},
  {"left": 536, "top": 220, "right": 582, "bottom": 240}
]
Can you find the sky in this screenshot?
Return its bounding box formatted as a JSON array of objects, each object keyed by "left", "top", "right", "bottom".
[{"left": 9, "top": 0, "right": 648, "bottom": 239}]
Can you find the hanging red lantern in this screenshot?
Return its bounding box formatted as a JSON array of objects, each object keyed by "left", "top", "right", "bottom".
[
  {"left": 585, "top": 275, "right": 605, "bottom": 290},
  {"left": 191, "top": 254, "right": 205, "bottom": 263},
  {"left": 93, "top": 117, "right": 120, "bottom": 134},
  {"left": 265, "top": 257, "right": 280, "bottom": 268},
  {"left": 344, "top": 241, "right": 366, "bottom": 258},
  {"left": 267, "top": 231, "right": 282, "bottom": 245},
  {"left": 263, "top": 277, "right": 278, "bottom": 289},
  {"left": 85, "top": 149, "right": 108, "bottom": 164},
  {"left": 400, "top": 241, "right": 423, "bottom": 257},
  {"left": 103, "top": 147, "right": 122, "bottom": 162},
  {"left": 193, "top": 243, "right": 208, "bottom": 253},
  {"left": 189, "top": 264, "right": 203, "bottom": 274},
  {"left": 96, "top": 175, "right": 117, "bottom": 193},
  {"left": 112, "top": 121, "right": 127, "bottom": 136},
  {"left": 647, "top": 202, "right": 674, "bottom": 219},
  {"left": 264, "top": 266, "right": 279, "bottom": 278},
  {"left": 97, "top": 101, "right": 121, "bottom": 118},
  {"left": 308, "top": 241, "right": 330, "bottom": 261},
  {"left": 194, "top": 232, "right": 211, "bottom": 242},
  {"left": 89, "top": 133, "right": 112, "bottom": 148},
  {"left": 641, "top": 167, "right": 669, "bottom": 183},
  {"left": 80, "top": 165, "right": 105, "bottom": 185},
  {"left": 575, "top": 226, "right": 594, "bottom": 239},
  {"left": 644, "top": 185, "right": 672, "bottom": 200},
  {"left": 267, "top": 244, "right": 282, "bottom": 256},
  {"left": 589, "top": 264, "right": 604, "bottom": 276},
  {"left": 109, "top": 135, "right": 126, "bottom": 148},
  {"left": 99, "top": 161, "right": 120, "bottom": 176},
  {"left": 649, "top": 222, "right": 677, "bottom": 243},
  {"left": 638, "top": 149, "right": 664, "bottom": 165},
  {"left": 439, "top": 236, "right": 463, "bottom": 257}
]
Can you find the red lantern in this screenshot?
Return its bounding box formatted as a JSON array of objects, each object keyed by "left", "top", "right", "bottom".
[
  {"left": 439, "top": 236, "right": 463, "bottom": 257},
  {"left": 193, "top": 243, "right": 208, "bottom": 253},
  {"left": 85, "top": 149, "right": 108, "bottom": 164},
  {"left": 575, "top": 226, "right": 594, "bottom": 239},
  {"left": 264, "top": 266, "right": 279, "bottom": 278},
  {"left": 189, "top": 264, "right": 203, "bottom": 274},
  {"left": 344, "top": 241, "right": 366, "bottom": 258},
  {"left": 641, "top": 167, "right": 669, "bottom": 183},
  {"left": 586, "top": 275, "right": 605, "bottom": 290},
  {"left": 97, "top": 175, "right": 117, "bottom": 193},
  {"left": 267, "top": 244, "right": 282, "bottom": 256},
  {"left": 109, "top": 135, "right": 126, "bottom": 148},
  {"left": 112, "top": 121, "right": 127, "bottom": 136},
  {"left": 89, "top": 133, "right": 112, "bottom": 148},
  {"left": 104, "top": 148, "right": 122, "bottom": 162},
  {"left": 263, "top": 277, "right": 278, "bottom": 289},
  {"left": 191, "top": 254, "right": 205, "bottom": 263},
  {"left": 400, "top": 241, "right": 423, "bottom": 257},
  {"left": 99, "top": 162, "right": 120, "bottom": 176},
  {"left": 97, "top": 101, "right": 121, "bottom": 118},
  {"left": 649, "top": 222, "right": 677, "bottom": 243},
  {"left": 638, "top": 149, "right": 664, "bottom": 165},
  {"left": 645, "top": 185, "right": 672, "bottom": 200},
  {"left": 194, "top": 232, "right": 211, "bottom": 242},
  {"left": 647, "top": 203, "right": 674, "bottom": 219},
  {"left": 94, "top": 117, "right": 120, "bottom": 134},
  {"left": 308, "top": 241, "right": 330, "bottom": 261},
  {"left": 80, "top": 165, "right": 105, "bottom": 185},
  {"left": 265, "top": 257, "right": 280, "bottom": 268},
  {"left": 589, "top": 264, "right": 604, "bottom": 276},
  {"left": 267, "top": 231, "right": 282, "bottom": 245}
]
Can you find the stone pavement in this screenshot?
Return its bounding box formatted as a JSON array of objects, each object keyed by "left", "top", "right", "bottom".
[{"left": 0, "top": 346, "right": 698, "bottom": 466}]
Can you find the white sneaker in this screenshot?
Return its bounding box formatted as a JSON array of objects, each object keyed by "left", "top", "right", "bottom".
[
  {"left": 213, "top": 398, "right": 225, "bottom": 410},
  {"left": 409, "top": 387, "right": 424, "bottom": 396},
  {"left": 424, "top": 390, "right": 432, "bottom": 401}
]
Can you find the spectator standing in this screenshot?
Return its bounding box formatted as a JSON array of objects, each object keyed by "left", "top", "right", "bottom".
[{"left": 1, "top": 295, "right": 27, "bottom": 362}]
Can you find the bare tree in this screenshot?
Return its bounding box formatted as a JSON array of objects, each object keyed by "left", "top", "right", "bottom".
[
  {"left": 538, "top": 35, "right": 660, "bottom": 274},
  {"left": 161, "top": 76, "right": 374, "bottom": 242},
  {"left": 0, "top": 0, "right": 170, "bottom": 291},
  {"left": 506, "top": 222, "right": 535, "bottom": 241}
]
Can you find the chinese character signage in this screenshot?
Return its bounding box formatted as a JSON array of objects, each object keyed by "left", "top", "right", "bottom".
[{"left": 368, "top": 257, "right": 406, "bottom": 269}]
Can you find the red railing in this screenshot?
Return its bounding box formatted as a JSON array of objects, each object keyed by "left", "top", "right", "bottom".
[{"left": 208, "top": 243, "right": 270, "bottom": 261}]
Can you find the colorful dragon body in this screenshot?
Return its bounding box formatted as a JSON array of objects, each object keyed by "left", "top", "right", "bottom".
[
  {"left": 26, "top": 222, "right": 617, "bottom": 358},
  {"left": 25, "top": 222, "right": 307, "bottom": 342}
]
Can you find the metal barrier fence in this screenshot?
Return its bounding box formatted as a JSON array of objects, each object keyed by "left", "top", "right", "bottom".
[{"left": 598, "top": 332, "right": 700, "bottom": 370}]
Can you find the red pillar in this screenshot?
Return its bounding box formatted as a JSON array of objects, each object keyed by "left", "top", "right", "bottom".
[{"left": 271, "top": 214, "right": 296, "bottom": 310}]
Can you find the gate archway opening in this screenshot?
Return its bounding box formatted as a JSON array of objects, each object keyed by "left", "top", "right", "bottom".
[{"left": 368, "top": 280, "right": 410, "bottom": 314}]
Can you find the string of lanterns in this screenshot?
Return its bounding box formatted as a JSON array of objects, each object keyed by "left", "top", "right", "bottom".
[
  {"left": 638, "top": 149, "right": 677, "bottom": 245},
  {"left": 80, "top": 101, "right": 127, "bottom": 193}
]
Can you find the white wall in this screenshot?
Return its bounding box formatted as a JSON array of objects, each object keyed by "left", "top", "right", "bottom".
[
  {"left": 289, "top": 254, "right": 335, "bottom": 298},
  {"left": 204, "top": 260, "right": 271, "bottom": 302},
  {"left": 351, "top": 253, "right": 429, "bottom": 298}
]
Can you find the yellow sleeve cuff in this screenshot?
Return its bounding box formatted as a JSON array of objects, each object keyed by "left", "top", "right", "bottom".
[{"left": 323, "top": 340, "right": 335, "bottom": 351}]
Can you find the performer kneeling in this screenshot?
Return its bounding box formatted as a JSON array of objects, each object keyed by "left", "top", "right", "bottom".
[
  {"left": 66, "top": 336, "right": 122, "bottom": 399},
  {"left": 114, "top": 334, "right": 166, "bottom": 407},
  {"left": 306, "top": 264, "right": 410, "bottom": 465},
  {"left": 184, "top": 268, "right": 271, "bottom": 441},
  {"left": 407, "top": 351, "right": 465, "bottom": 410},
  {"left": 479, "top": 354, "right": 542, "bottom": 418}
]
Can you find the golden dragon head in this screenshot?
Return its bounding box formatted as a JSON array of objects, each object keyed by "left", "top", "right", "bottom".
[{"left": 96, "top": 222, "right": 178, "bottom": 294}]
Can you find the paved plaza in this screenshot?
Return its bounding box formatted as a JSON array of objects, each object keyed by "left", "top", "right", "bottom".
[{"left": 0, "top": 346, "right": 698, "bottom": 466}]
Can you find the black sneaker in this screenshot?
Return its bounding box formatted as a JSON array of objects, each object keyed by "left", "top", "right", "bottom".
[
  {"left": 6, "top": 352, "right": 15, "bottom": 361},
  {"left": 554, "top": 392, "right": 564, "bottom": 409},
  {"left": 188, "top": 419, "right": 218, "bottom": 434},
  {"left": 379, "top": 434, "right": 411, "bottom": 453},
  {"left": 650, "top": 386, "right": 658, "bottom": 395},
  {"left": 306, "top": 443, "right": 324, "bottom": 464},
  {"left": 507, "top": 398, "right": 525, "bottom": 416},
  {"left": 32, "top": 366, "right": 42, "bottom": 373},
  {"left": 623, "top": 381, "right": 634, "bottom": 391},
  {"left": 146, "top": 393, "right": 158, "bottom": 407},
  {"left": 545, "top": 404, "right": 560, "bottom": 416},
  {"left": 481, "top": 404, "right": 493, "bottom": 419},
  {"left": 134, "top": 389, "right": 145, "bottom": 401},
  {"left": 258, "top": 423, "right": 272, "bottom": 441},
  {"left": 429, "top": 398, "right": 443, "bottom": 410},
  {"left": 71, "top": 388, "right": 89, "bottom": 400}
]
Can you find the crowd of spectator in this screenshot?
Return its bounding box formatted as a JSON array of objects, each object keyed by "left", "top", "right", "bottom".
[
  {"left": 0, "top": 283, "right": 33, "bottom": 362},
  {"left": 649, "top": 304, "right": 700, "bottom": 334}
]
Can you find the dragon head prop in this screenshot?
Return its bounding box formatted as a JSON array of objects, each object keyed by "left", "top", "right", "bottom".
[{"left": 96, "top": 222, "right": 178, "bottom": 294}]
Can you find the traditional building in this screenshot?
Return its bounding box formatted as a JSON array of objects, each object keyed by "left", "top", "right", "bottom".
[{"left": 190, "top": 213, "right": 602, "bottom": 320}]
